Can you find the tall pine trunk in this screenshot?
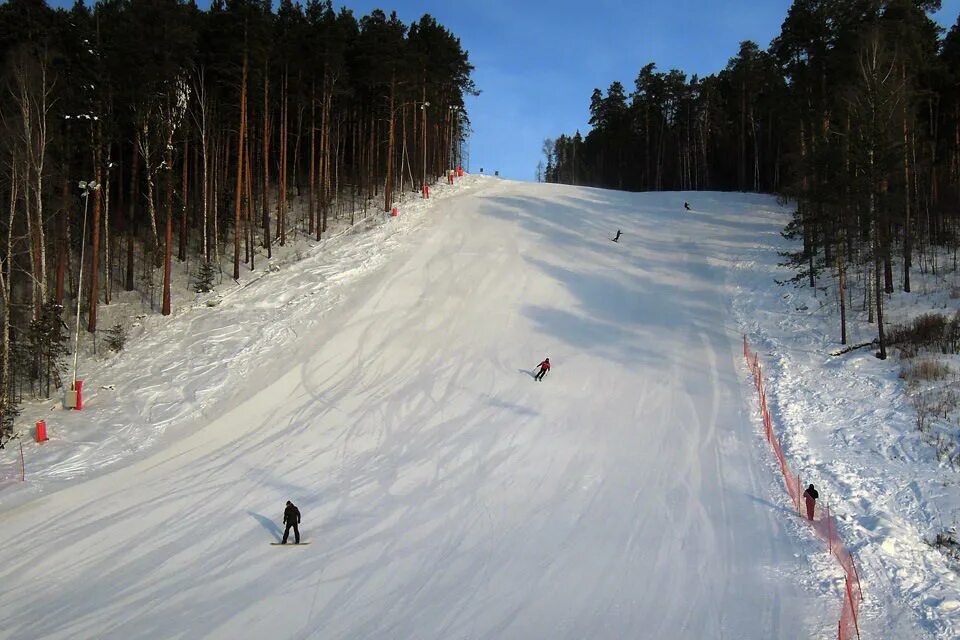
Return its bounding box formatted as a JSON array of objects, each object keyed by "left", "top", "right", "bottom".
[
  {"left": 161, "top": 140, "right": 174, "bottom": 316},
  {"left": 309, "top": 81, "right": 316, "bottom": 235},
  {"left": 384, "top": 73, "right": 396, "bottom": 213},
  {"left": 277, "top": 68, "right": 288, "bottom": 247},
  {"left": 179, "top": 138, "right": 189, "bottom": 262},
  {"left": 902, "top": 65, "right": 912, "bottom": 293},
  {"left": 262, "top": 66, "right": 271, "bottom": 258},
  {"left": 55, "top": 177, "right": 67, "bottom": 305},
  {"left": 126, "top": 134, "right": 138, "bottom": 290},
  {"left": 233, "top": 53, "right": 248, "bottom": 281}
]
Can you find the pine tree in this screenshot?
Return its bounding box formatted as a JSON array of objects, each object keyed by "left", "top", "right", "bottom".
[
  {"left": 193, "top": 260, "right": 217, "bottom": 294},
  {"left": 27, "top": 301, "right": 69, "bottom": 398}
]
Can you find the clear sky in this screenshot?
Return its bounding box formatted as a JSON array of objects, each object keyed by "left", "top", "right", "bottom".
[{"left": 53, "top": 1, "right": 960, "bottom": 181}]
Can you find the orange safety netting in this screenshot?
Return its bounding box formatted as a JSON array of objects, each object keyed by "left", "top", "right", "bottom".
[{"left": 743, "top": 336, "right": 862, "bottom": 640}]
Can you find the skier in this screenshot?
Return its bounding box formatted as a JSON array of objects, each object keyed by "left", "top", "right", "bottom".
[
  {"left": 613, "top": 229, "right": 622, "bottom": 242},
  {"left": 683, "top": 201, "right": 691, "bottom": 211},
  {"left": 282, "top": 500, "right": 301, "bottom": 544},
  {"left": 534, "top": 357, "right": 550, "bottom": 381},
  {"left": 802, "top": 484, "right": 818, "bottom": 521}
]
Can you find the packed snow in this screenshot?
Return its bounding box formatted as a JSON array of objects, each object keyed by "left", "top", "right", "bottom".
[{"left": 0, "top": 175, "right": 956, "bottom": 638}]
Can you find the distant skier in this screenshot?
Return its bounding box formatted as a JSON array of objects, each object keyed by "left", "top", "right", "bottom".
[
  {"left": 282, "top": 500, "right": 301, "bottom": 544},
  {"left": 802, "top": 484, "right": 818, "bottom": 521},
  {"left": 683, "top": 201, "right": 691, "bottom": 211},
  {"left": 613, "top": 229, "right": 622, "bottom": 242},
  {"left": 534, "top": 357, "right": 550, "bottom": 381}
]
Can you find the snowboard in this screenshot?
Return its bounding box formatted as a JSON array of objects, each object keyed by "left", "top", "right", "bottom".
[{"left": 270, "top": 542, "right": 311, "bottom": 546}]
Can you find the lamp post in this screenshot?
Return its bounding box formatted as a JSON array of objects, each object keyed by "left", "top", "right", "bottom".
[
  {"left": 420, "top": 101, "right": 430, "bottom": 193},
  {"left": 72, "top": 179, "right": 100, "bottom": 391}
]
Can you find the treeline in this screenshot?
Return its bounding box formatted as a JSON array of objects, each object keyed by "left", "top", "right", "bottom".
[
  {"left": 544, "top": 0, "right": 960, "bottom": 359},
  {"left": 0, "top": 0, "right": 475, "bottom": 438}
]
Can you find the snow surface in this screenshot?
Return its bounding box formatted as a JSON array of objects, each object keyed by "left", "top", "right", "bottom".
[
  {"left": 731, "top": 201, "right": 960, "bottom": 639},
  {"left": 0, "top": 176, "right": 952, "bottom": 638}
]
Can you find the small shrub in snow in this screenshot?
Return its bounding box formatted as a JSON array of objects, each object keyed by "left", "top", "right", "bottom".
[
  {"left": 931, "top": 531, "right": 960, "bottom": 564},
  {"left": 934, "top": 435, "right": 960, "bottom": 469},
  {"left": 27, "top": 301, "right": 70, "bottom": 396},
  {"left": 909, "top": 387, "right": 958, "bottom": 433},
  {"left": 140, "top": 268, "right": 157, "bottom": 310},
  {"left": 912, "top": 390, "right": 935, "bottom": 432},
  {"left": 900, "top": 359, "right": 951, "bottom": 383},
  {"left": 890, "top": 312, "right": 960, "bottom": 355},
  {"left": 194, "top": 260, "right": 217, "bottom": 293},
  {"left": 890, "top": 313, "right": 947, "bottom": 348},
  {"left": 104, "top": 323, "right": 127, "bottom": 352},
  {"left": 0, "top": 401, "right": 21, "bottom": 441}
]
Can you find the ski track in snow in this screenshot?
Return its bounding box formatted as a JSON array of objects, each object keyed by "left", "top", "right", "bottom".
[{"left": 0, "top": 176, "right": 929, "bottom": 638}]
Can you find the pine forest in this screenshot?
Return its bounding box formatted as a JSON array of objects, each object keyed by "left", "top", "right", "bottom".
[
  {"left": 544, "top": 0, "right": 960, "bottom": 359},
  {"left": 0, "top": 0, "right": 476, "bottom": 438}
]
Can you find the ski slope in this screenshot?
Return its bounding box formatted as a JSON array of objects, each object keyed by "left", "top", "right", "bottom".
[{"left": 0, "top": 178, "right": 825, "bottom": 639}]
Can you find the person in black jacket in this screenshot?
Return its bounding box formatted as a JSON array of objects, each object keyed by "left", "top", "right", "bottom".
[
  {"left": 802, "top": 484, "right": 819, "bottom": 521},
  {"left": 613, "top": 229, "right": 622, "bottom": 242},
  {"left": 282, "top": 500, "right": 301, "bottom": 544}
]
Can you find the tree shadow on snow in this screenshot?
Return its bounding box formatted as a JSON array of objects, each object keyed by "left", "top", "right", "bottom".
[{"left": 247, "top": 510, "right": 283, "bottom": 541}]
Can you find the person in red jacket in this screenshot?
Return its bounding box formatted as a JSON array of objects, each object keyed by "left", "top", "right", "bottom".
[
  {"left": 802, "top": 484, "right": 818, "bottom": 521},
  {"left": 534, "top": 357, "right": 550, "bottom": 381}
]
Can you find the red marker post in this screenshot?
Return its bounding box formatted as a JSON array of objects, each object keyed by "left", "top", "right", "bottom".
[
  {"left": 35, "top": 420, "right": 48, "bottom": 443},
  {"left": 73, "top": 379, "right": 84, "bottom": 410}
]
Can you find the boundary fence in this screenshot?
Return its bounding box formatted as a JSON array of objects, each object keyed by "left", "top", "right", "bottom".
[{"left": 743, "top": 336, "right": 863, "bottom": 640}]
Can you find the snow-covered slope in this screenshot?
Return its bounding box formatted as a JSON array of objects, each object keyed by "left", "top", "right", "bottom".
[
  {"left": 730, "top": 197, "right": 960, "bottom": 638},
  {"left": 0, "top": 177, "right": 915, "bottom": 638}
]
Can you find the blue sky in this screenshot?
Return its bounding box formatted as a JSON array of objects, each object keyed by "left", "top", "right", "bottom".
[{"left": 55, "top": 1, "right": 960, "bottom": 181}]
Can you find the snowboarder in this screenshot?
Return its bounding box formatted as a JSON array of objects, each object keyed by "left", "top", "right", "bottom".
[
  {"left": 613, "top": 229, "right": 622, "bottom": 242},
  {"left": 282, "top": 500, "right": 301, "bottom": 544},
  {"left": 802, "top": 484, "right": 818, "bottom": 521},
  {"left": 683, "top": 201, "right": 691, "bottom": 211},
  {"left": 534, "top": 358, "right": 550, "bottom": 381}
]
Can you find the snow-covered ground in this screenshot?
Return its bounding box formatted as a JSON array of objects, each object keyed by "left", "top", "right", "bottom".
[
  {"left": 731, "top": 200, "right": 960, "bottom": 638},
  {"left": 0, "top": 176, "right": 954, "bottom": 638}
]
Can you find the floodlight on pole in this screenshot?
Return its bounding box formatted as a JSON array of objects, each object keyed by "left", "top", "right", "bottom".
[
  {"left": 72, "top": 180, "right": 100, "bottom": 390},
  {"left": 420, "top": 101, "right": 430, "bottom": 191}
]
